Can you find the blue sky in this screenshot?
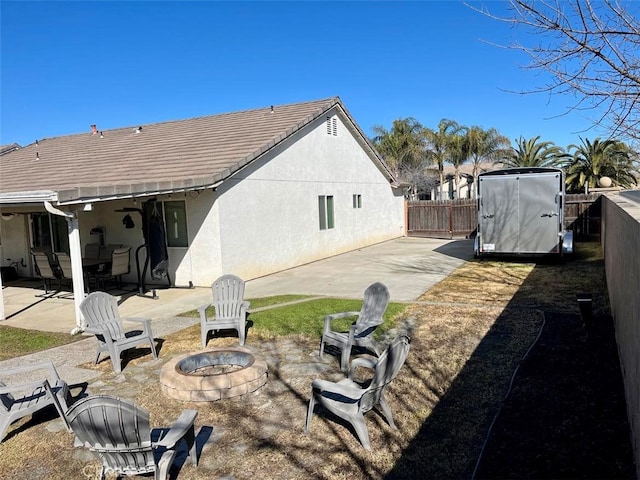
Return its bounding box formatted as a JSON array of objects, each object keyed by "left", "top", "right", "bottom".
[{"left": 1, "top": 1, "right": 612, "bottom": 152}]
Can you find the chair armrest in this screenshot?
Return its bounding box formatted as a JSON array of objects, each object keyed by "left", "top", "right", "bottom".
[
  {"left": 84, "top": 326, "right": 104, "bottom": 335},
  {"left": 348, "top": 356, "right": 377, "bottom": 380},
  {"left": 323, "top": 311, "right": 360, "bottom": 333},
  {"left": 197, "top": 304, "right": 211, "bottom": 319},
  {"left": 0, "top": 360, "right": 61, "bottom": 382},
  {"left": 122, "top": 317, "right": 152, "bottom": 325},
  {"left": 0, "top": 380, "right": 50, "bottom": 395},
  {"left": 311, "top": 379, "right": 363, "bottom": 402},
  {"left": 154, "top": 409, "right": 198, "bottom": 449}
]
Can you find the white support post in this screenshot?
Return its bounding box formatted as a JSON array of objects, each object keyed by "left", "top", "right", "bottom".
[
  {"left": 0, "top": 269, "right": 5, "bottom": 321},
  {"left": 44, "top": 201, "right": 86, "bottom": 333}
]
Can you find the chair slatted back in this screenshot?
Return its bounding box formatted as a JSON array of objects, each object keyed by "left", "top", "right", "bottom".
[
  {"left": 354, "top": 282, "right": 390, "bottom": 338},
  {"left": 360, "top": 335, "right": 410, "bottom": 412},
  {"left": 32, "top": 251, "right": 57, "bottom": 279},
  {"left": 80, "top": 292, "right": 126, "bottom": 340},
  {"left": 66, "top": 395, "right": 154, "bottom": 476},
  {"left": 110, "top": 247, "right": 131, "bottom": 277},
  {"left": 212, "top": 274, "right": 246, "bottom": 320},
  {"left": 55, "top": 252, "right": 73, "bottom": 279}
]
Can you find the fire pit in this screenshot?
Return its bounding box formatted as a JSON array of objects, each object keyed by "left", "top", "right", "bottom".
[{"left": 160, "top": 347, "right": 268, "bottom": 402}]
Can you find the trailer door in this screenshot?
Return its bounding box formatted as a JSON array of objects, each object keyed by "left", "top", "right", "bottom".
[
  {"left": 479, "top": 175, "right": 519, "bottom": 253},
  {"left": 518, "top": 172, "right": 562, "bottom": 253}
]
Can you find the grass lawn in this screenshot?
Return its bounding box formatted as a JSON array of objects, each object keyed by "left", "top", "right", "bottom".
[{"left": 0, "top": 326, "right": 85, "bottom": 361}]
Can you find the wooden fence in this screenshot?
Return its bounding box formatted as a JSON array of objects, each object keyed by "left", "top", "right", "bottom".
[{"left": 406, "top": 194, "right": 602, "bottom": 239}]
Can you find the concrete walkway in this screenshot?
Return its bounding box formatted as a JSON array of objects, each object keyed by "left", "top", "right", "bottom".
[{"left": 0, "top": 236, "right": 473, "bottom": 385}]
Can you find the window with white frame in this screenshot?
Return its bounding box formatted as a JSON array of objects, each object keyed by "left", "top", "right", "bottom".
[
  {"left": 352, "top": 194, "right": 362, "bottom": 208},
  {"left": 163, "top": 201, "right": 188, "bottom": 247},
  {"left": 318, "top": 195, "right": 334, "bottom": 230}
]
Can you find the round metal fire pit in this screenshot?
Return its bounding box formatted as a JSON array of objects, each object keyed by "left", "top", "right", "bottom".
[{"left": 160, "top": 348, "right": 268, "bottom": 402}]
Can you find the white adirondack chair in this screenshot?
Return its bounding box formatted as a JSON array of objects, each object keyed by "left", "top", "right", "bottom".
[
  {"left": 319, "top": 282, "right": 390, "bottom": 372},
  {"left": 66, "top": 394, "right": 198, "bottom": 480},
  {"left": 306, "top": 334, "right": 411, "bottom": 450},
  {"left": 0, "top": 361, "right": 71, "bottom": 443},
  {"left": 198, "top": 274, "right": 250, "bottom": 347},
  {"left": 80, "top": 291, "right": 158, "bottom": 374}
]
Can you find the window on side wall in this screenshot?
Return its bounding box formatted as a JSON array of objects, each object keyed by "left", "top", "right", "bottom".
[
  {"left": 164, "top": 201, "right": 188, "bottom": 247},
  {"left": 319, "top": 195, "right": 335, "bottom": 230},
  {"left": 353, "top": 194, "right": 362, "bottom": 208}
]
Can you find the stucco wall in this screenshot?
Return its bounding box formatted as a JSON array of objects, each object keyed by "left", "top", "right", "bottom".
[
  {"left": 601, "top": 192, "right": 640, "bottom": 478},
  {"left": 205, "top": 110, "right": 405, "bottom": 283}
]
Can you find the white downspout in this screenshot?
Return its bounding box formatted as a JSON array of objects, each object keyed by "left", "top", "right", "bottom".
[{"left": 44, "top": 201, "right": 86, "bottom": 333}]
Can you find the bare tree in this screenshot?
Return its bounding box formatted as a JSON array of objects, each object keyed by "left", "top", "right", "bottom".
[{"left": 472, "top": 0, "right": 640, "bottom": 142}]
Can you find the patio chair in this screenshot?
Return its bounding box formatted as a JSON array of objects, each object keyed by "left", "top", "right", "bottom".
[
  {"left": 54, "top": 252, "right": 74, "bottom": 288},
  {"left": 66, "top": 394, "right": 198, "bottom": 480},
  {"left": 198, "top": 274, "right": 250, "bottom": 347},
  {"left": 79, "top": 291, "right": 158, "bottom": 374},
  {"left": 0, "top": 361, "right": 72, "bottom": 443},
  {"left": 319, "top": 282, "right": 390, "bottom": 372},
  {"left": 93, "top": 246, "right": 131, "bottom": 290},
  {"left": 305, "top": 334, "right": 411, "bottom": 450},
  {"left": 31, "top": 250, "right": 60, "bottom": 293}
]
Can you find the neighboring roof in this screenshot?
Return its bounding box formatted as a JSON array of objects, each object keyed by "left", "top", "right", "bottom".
[
  {"left": 0, "top": 143, "right": 20, "bottom": 156},
  {"left": 0, "top": 97, "right": 395, "bottom": 205},
  {"left": 426, "top": 162, "right": 504, "bottom": 182}
]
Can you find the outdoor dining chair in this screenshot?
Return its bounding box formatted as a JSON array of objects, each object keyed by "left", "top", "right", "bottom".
[
  {"left": 0, "top": 361, "right": 72, "bottom": 443},
  {"left": 92, "top": 246, "right": 131, "bottom": 290},
  {"left": 80, "top": 291, "right": 158, "bottom": 374},
  {"left": 306, "top": 334, "right": 411, "bottom": 450},
  {"left": 66, "top": 394, "right": 198, "bottom": 480},
  {"left": 31, "top": 250, "right": 60, "bottom": 293},
  {"left": 54, "top": 252, "right": 74, "bottom": 288},
  {"left": 319, "top": 282, "right": 390, "bottom": 372}
]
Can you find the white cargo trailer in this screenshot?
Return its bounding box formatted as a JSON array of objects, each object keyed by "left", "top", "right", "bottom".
[{"left": 474, "top": 167, "right": 573, "bottom": 257}]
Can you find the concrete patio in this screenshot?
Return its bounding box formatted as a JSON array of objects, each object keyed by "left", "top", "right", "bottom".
[{"left": 1, "top": 237, "right": 474, "bottom": 334}]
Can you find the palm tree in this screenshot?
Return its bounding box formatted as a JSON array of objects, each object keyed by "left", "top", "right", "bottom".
[
  {"left": 502, "top": 136, "right": 568, "bottom": 168},
  {"left": 564, "top": 137, "right": 638, "bottom": 192},
  {"left": 446, "top": 127, "right": 470, "bottom": 199},
  {"left": 424, "top": 119, "right": 463, "bottom": 200},
  {"left": 371, "top": 118, "right": 427, "bottom": 198},
  {"left": 467, "top": 126, "right": 511, "bottom": 198}
]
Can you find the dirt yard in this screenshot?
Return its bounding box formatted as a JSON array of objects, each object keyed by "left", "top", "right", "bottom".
[{"left": 0, "top": 241, "right": 634, "bottom": 479}]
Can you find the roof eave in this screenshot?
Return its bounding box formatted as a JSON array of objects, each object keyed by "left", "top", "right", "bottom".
[{"left": 55, "top": 176, "right": 225, "bottom": 205}]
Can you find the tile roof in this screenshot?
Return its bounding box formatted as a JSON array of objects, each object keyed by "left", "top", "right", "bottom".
[{"left": 0, "top": 97, "right": 392, "bottom": 205}]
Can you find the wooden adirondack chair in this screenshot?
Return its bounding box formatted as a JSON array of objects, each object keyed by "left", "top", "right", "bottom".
[
  {"left": 306, "top": 334, "right": 411, "bottom": 450},
  {"left": 198, "top": 274, "right": 250, "bottom": 347},
  {"left": 80, "top": 291, "right": 158, "bottom": 374},
  {"left": 319, "top": 282, "right": 390, "bottom": 372},
  {"left": 0, "top": 361, "right": 71, "bottom": 443},
  {"left": 66, "top": 395, "right": 198, "bottom": 480}
]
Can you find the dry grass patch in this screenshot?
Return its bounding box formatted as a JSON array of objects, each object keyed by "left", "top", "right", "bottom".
[{"left": 0, "top": 241, "right": 629, "bottom": 479}]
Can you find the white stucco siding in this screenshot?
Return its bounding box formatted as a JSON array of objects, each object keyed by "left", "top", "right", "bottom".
[
  {"left": 215, "top": 112, "right": 405, "bottom": 281},
  {"left": 179, "top": 190, "right": 222, "bottom": 286}
]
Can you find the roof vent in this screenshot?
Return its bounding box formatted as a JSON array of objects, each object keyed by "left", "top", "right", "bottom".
[
  {"left": 91, "top": 124, "right": 97, "bottom": 134},
  {"left": 270, "top": 105, "right": 274, "bottom": 113},
  {"left": 135, "top": 126, "right": 142, "bottom": 134}
]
